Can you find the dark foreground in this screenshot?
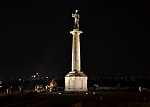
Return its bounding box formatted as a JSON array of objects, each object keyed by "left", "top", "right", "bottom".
[{"left": 0, "top": 91, "right": 150, "bottom": 107}]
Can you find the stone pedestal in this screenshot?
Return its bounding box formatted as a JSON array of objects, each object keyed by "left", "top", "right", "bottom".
[{"left": 65, "top": 71, "right": 87, "bottom": 91}]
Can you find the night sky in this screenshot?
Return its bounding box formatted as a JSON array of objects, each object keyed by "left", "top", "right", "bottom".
[{"left": 0, "top": 0, "right": 150, "bottom": 79}]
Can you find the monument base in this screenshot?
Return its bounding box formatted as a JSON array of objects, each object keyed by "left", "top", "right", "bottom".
[{"left": 65, "top": 71, "right": 88, "bottom": 92}]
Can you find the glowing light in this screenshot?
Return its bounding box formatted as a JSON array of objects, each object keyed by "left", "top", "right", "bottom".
[{"left": 139, "top": 87, "right": 142, "bottom": 92}]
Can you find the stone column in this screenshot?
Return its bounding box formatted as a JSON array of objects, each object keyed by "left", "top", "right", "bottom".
[{"left": 70, "top": 29, "right": 83, "bottom": 72}]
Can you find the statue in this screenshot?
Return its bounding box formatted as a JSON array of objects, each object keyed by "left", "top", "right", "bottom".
[{"left": 72, "top": 10, "right": 80, "bottom": 29}]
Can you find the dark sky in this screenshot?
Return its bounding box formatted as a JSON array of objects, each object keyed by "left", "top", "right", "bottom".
[{"left": 0, "top": 0, "right": 150, "bottom": 79}]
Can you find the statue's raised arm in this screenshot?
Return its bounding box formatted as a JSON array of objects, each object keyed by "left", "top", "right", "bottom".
[{"left": 72, "top": 10, "right": 80, "bottom": 29}]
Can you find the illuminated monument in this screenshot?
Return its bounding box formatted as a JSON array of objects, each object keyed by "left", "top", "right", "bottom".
[{"left": 65, "top": 10, "right": 88, "bottom": 91}]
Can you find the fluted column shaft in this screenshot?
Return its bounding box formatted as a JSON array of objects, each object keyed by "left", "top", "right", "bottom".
[{"left": 70, "top": 29, "right": 82, "bottom": 72}]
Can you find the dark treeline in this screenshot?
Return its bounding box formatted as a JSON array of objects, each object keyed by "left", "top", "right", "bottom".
[
  {"left": 88, "top": 78, "right": 150, "bottom": 88},
  {"left": 1, "top": 78, "right": 150, "bottom": 92}
]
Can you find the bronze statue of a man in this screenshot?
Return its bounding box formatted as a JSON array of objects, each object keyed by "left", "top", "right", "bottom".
[{"left": 72, "top": 10, "right": 80, "bottom": 29}]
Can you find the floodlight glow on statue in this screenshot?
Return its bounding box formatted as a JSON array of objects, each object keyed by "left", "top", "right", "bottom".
[
  {"left": 72, "top": 10, "right": 80, "bottom": 29},
  {"left": 65, "top": 10, "right": 88, "bottom": 92}
]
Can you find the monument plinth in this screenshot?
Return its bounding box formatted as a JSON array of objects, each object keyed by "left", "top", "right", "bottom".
[{"left": 65, "top": 10, "right": 88, "bottom": 92}]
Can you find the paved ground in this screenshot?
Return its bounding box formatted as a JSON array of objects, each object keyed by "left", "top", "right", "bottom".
[
  {"left": 0, "top": 91, "right": 94, "bottom": 107},
  {"left": 0, "top": 91, "right": 150, "bottom": 107}
]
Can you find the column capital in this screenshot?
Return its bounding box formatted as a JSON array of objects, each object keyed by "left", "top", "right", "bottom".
[{"left": 70, "top": 29, "right": 83, "bottom": 35}]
